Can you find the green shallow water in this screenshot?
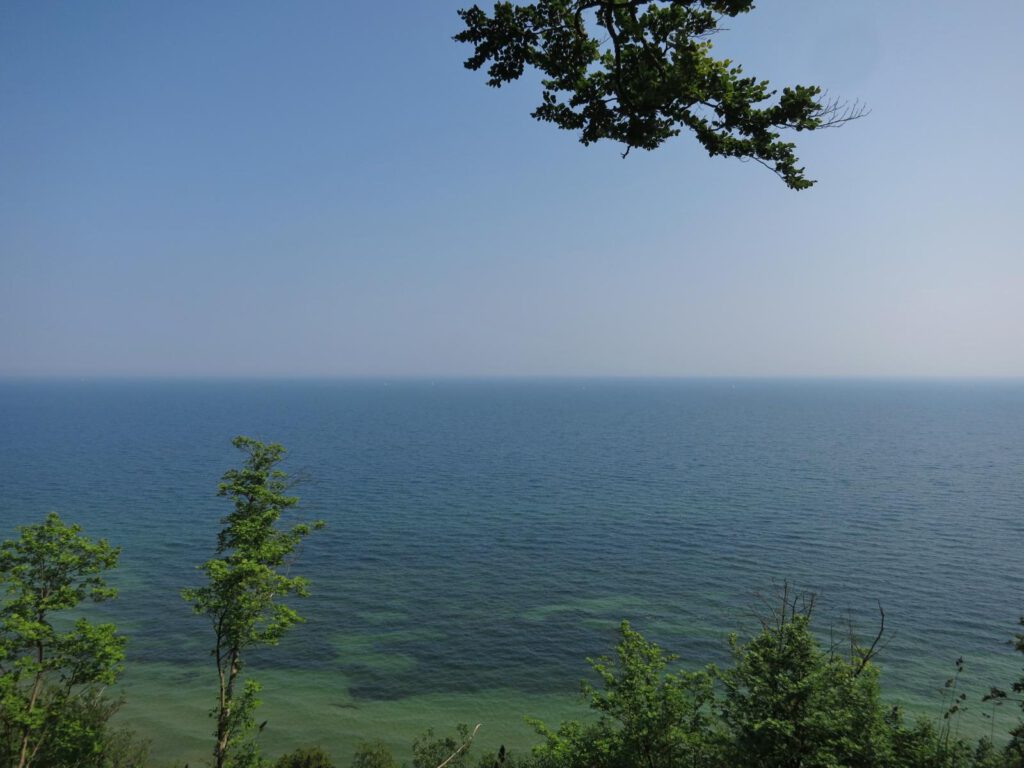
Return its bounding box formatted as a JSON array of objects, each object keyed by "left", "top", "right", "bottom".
[{"left": 116, "top": 663, "right": 588, "bottom": 765}]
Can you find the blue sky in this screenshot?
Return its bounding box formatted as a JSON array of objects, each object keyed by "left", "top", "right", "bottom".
[{"left": 1, "top": 1, "right": 1021, "bottom": 377}]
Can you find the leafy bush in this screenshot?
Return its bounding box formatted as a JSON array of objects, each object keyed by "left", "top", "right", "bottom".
[
  {"left": 351, "top": 740, "right": 396, "bottom": 768},
  {"left": 412, "top": 724, "right": 475, "bottom": 768},
  {"left": 532, "top": 621, "right": 716, "bottom": 768},
  {"left": 273, "top": 745, "right": 335, "bottom": 768}
]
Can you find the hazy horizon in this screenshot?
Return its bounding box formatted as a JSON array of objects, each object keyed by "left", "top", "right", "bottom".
[{"left": 3, "top": 375, "right": 1023, "bottom": 384}]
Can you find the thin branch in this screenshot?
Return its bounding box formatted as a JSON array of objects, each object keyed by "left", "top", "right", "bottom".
[
  {"left": 809, "top": 94, "right": 870, "bottom": 128},
  {"left": 853, "top": 601, "right": 886, "bottom": 677},
  {"left": 435, "top": 723, "right": 482, "bottom": 768}
]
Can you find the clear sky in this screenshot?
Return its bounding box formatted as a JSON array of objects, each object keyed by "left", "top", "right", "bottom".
[{"left": 1, "top": 1, "right": 1021, "bottom": 377}]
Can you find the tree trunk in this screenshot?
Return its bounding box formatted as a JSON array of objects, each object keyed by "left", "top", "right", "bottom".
[{"left": 214, "top": 649, "right": 239, "bottom": 768}]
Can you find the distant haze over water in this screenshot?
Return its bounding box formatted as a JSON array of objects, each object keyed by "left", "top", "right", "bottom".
[{"left": 1, "top": 379, "right": 1021, "bottom": 760}]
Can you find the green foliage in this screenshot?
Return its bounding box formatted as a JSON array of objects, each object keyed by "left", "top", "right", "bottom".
[
  {"left": 0, "top": 513, "right": 125, "bottom": 768},
  {"left": 25, "top": 687, "right": 148, "bottom": 768},
  {"left": 351, "top": 740, "right": 398, "bottom": 768},
  {"left": 455, "top": 0, "right": 864, "bottom": 189},
  {"left": 532, "top": 620, "right": 717, "bottom": 768},
  {"left": 717, "top": 597, "right": 892, "bottom": 768},
  {"left": 527, "top": 597, "right": 1024, "bottom": 768},
  {"left": 475, "top": 745, "right": 523, "bottom": 768},
  {"left": 273, "top": 745, "right": 335, "bottom": 768},
  {"left": 1006, "top": 617, "right": 1024, "bottom": 767},
  {"left": 183, "top": 436, "right": 324, "bottom": 768},
  {"left": 412, "top": 724, "right": 476, "bottom": 768},
  {"left": 886, "top": 715, "right": 972, "bottom": 768},
  {"left": 974, "top": 738, "right": 1011, "bottom": 768}
]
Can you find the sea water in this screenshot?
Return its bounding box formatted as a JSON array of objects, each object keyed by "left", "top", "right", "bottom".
[{"left": 1, "top": 379, "right": 1021, "bottom": 762}]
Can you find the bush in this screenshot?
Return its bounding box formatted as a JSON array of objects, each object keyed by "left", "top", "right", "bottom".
[
  {"left": 351, "top": 740, "right": 397, "bottom": 768},
  {"left": 412, "top": 725, "right": 475, "bottom": 768},
  {"left": 273, "top": 746, "right": 335, "bottom": 768}
]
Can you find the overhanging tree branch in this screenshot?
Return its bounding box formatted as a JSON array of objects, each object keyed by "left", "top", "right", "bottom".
[{"left": 455, "top": 0, "right": 866, "bottom": 189}]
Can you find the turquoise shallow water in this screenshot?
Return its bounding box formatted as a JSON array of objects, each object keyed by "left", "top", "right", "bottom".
[{"left": 0, "top": 379, "right": 1022, "bottom": 763}]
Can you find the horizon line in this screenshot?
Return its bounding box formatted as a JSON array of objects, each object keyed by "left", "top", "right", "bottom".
[{"left": 2, "top": 373, "right": 1023, "bottom": 383}]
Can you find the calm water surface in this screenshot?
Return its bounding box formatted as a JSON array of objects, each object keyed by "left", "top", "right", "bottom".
[{"left": 1, "top": 379, "right": 1021, "bottom": 761}]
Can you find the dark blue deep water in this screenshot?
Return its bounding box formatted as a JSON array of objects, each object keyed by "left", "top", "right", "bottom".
[{"left": 1, "top": 379, "right": 1022, "bottom": 759}]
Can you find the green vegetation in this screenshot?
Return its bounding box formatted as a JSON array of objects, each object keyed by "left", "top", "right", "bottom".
[
  {"left": 1006, "top": 618, "right": 1024, "bottom": 766},
  {"left": 183, "top": 437, "right": 325, "bottom": 768},
  {"left": 336, "top": 602, "right": 1024, "bottom": 768},
  {"left": 454, "top": 1, "right": 865, "bottom": 189},
  {"left": 3, "top": 440, "right": 1022, "bottom": 767},
  {"left": 531, "top": 621, "right": 715, "bottom": 768},
  {"left": 412, "top": 725, "right": 478, "bottom": 768},
  {"left": 274, "top": 746, "right": 336, "bottom": 768},
  {"left": 351, "top": 740, "right": 399, "bottom": 768},
  {"left": 0, "top": 513, "right": 145, "bottom": 768},
  {"left": 718, "top": 593, "right": 891, "bottom": 767}
]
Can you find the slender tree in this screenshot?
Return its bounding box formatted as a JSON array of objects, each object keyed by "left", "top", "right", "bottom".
[
  {"left": 184, "top": 437, "right": 323, "bottom": 768},
  {"left": 0, "top": 513, "right": 124, "bottom": 768}
]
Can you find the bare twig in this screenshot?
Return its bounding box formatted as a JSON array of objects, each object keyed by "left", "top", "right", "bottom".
[{"left": 853, "top": 601, "right": 886, "bottom": 677}]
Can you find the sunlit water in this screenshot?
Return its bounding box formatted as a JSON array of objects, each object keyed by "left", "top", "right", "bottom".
[{"left": 1, "top": 379, "right": 1021, "bottom": 763}]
